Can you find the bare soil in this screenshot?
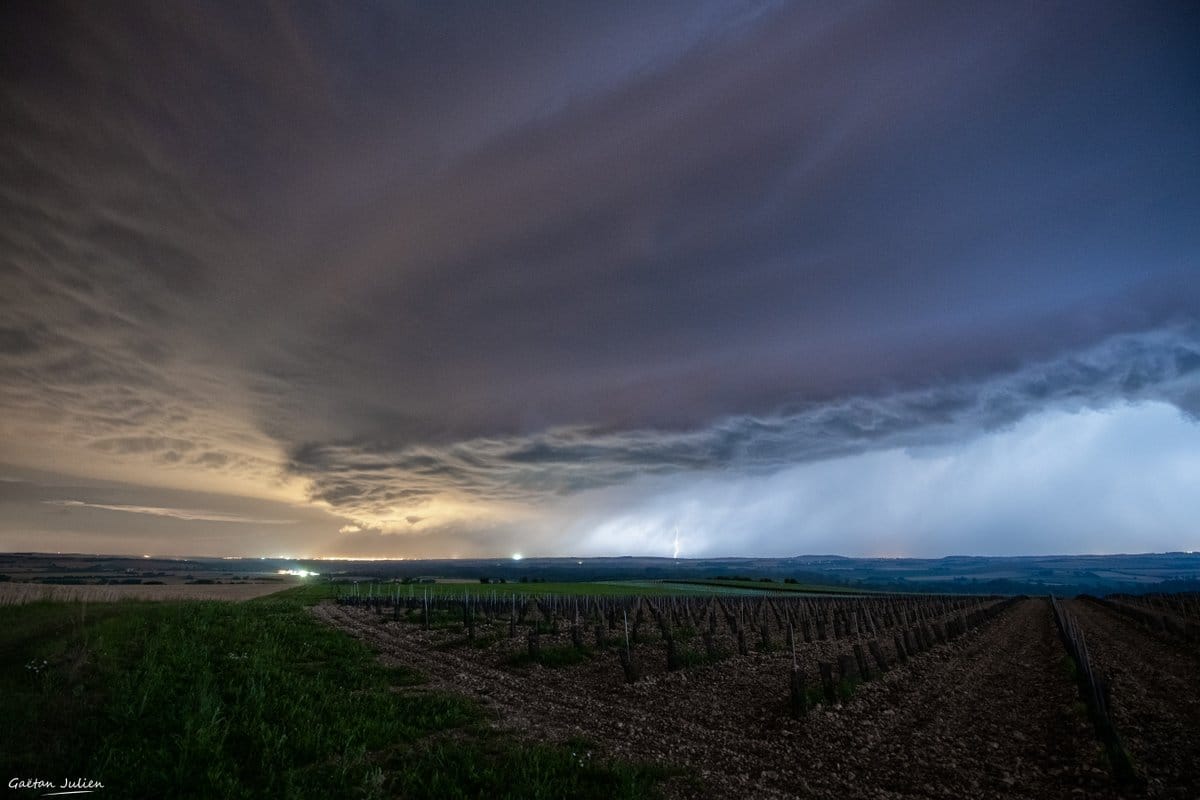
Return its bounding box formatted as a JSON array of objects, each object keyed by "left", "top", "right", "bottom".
[
  {"left": 1067, "top": 598, "right": 1200, "bottom": 799},
  {"left": 314, "top": 598, "right": 1132, "bottom": 799}
]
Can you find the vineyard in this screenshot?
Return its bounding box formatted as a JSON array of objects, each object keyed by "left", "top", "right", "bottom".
[
  {"left": 329, "top": 587, "right": 1016, "bottom": 707},
  {"left": 313, "top": 586, "right": 1200, "bottom": 798}
]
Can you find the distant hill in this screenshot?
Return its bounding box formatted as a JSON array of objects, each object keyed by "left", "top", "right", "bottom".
[{"left": 5, "top": 551, "right": 1198, "bottom": 595}]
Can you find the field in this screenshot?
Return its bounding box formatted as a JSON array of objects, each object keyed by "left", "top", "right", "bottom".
[
  {"left": 347, "top": 580, "right": 703, "bottom": 598},
  {"left": 328, "top": 579, "right": 858, "bottom": 599},
  {"left": 3, "top": 578, "right": 1197, "bottom": 798},
  {"left": 659, "top": 578, "right": 876, "bottom": 594},
  {"left": 318, "top": 586, "right": 1200, "bottom": 799},
  {"left": 0, "top": 589, "right": 668, "bottom": 799},
  {"left": 0, "top": 581, "right": 291, "bottom": 604}
]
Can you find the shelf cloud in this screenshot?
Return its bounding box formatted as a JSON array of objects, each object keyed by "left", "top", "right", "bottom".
[{"left": 1, "top": 1, "right": 1198, "bottom": 557}]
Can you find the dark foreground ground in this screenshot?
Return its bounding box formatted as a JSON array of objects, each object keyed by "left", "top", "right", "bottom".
[
  {"left": 0, "top": 591, "right": 668, "bottom": 799},
  {"left": 3, "top": 584, "right": 1195, "bottom": 799},
  {"left": 316, "top": 596, "right": 1198, "bottom": 799}
]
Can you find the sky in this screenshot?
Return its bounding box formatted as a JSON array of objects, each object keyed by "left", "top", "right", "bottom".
[{"left": 1, "top": 1, "right": 1198, "bottom": 559}]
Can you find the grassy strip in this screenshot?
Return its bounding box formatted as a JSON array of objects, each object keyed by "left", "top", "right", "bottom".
[
  {"left": 0, "top": 597, "right": 669, "bottom": 799},
  {"left": 314, "top": 580, "right": 701, "bottom": 599},
  {"left": 287, "top": 577, "right": 866, "bottom": 603},
  {"left": 505, "top": 643, "right": 595, "bottom": 669},
  {"left": 660, "top": 578, "right": 868, "bottom": 594}
]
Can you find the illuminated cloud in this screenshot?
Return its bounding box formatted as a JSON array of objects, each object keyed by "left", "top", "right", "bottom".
[
  {"left": 552, "top": 401, "right": 1200, "bottom": 559},
  {"left": 287, "top": 325, "right": 1200, "bottom": 521},
  {"left": 42, "top": 500, "right": 296, "bottom": 525},
  {"left": 1, "top": 1, "right": 1197, "bottom": 557}
]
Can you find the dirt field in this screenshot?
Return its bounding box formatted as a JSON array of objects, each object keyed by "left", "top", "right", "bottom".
[
  {"left": 312, "top": 597, "right": 1160, "bottom": 799},
  {"left": 0, "top": 581, "right": 291, "bottom": 604},
  {"left": 1066, "top": 598, "right": 1200, "bottom": 799}
]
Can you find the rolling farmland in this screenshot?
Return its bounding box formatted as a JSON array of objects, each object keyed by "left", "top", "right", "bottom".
[{"left": 0, "top": 581, "right": 290, "bottom": 604}]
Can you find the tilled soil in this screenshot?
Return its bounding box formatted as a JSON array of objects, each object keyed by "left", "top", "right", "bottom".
[
  {"left": 0, "top": 581, "right": 290, "bottom": 603},
  {"left": 1067, "top": 599, "right": 1200, "bottom": 799},
  {"left": 313, "top": 598, "right": 1124, "bottom": 799}
]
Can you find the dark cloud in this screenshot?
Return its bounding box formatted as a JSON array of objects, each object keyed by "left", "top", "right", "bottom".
[
  {"left": 288, "top": 325, "right": 1200, "bottom": 524},
  {"left": 0, "top": 326, "right": 41, "bottom": 355},
  {"left": 1, "top": 1, "right": 1198, "bottom": 555}
]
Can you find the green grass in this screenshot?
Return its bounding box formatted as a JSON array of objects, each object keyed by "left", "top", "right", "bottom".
[
  {"left": 265, "top": 581, "right": 341, "bottom": 604},
  {"left": 325, "top": 580, "right": 701, "bottom": 598},
  {"left": 0, "top": 597, "right": 669, "bottom": 799},
  {"left": 661, "top": 579, "right": 867, "bottom": 595},
  {"left": 667, "top": 643, "right": 717, "bottom": 670},
  {"left": 506, "top": 643, "right": 594, "bottom": 669},
  {"left": 1059, "top": 654, "right": 1080, "bottom": 682},
  {"left": 277, "top": 576, "right": 865, "bottom": 603},
  {"left": 836, "top": 676, "right": 860, "bottom": 702}
]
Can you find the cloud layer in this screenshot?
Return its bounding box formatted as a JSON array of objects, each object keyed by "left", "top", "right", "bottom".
[
  {"left": 42, "top": 500, "right": 296, "bottom": 526},
  {"left": 1, "top": 1, "right": 1198, "bottom": 556},
  {"left": 289, "top": 325, "right": 1200, "bottom": 528},
  {"left": 555, "top": 399, "right": 1200, "bottom": 560}
]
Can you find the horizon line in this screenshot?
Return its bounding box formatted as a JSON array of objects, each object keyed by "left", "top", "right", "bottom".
[{"left": 3, "top": 549, "right": 1197, "bottom": 563}]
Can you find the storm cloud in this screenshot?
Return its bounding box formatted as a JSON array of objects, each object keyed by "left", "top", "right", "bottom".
[
  {"left": 1, "top": 1, "right": 1198, "bottom": 557},
  {"left": 288, "top": 324, "right": 1200, "bottom": 528}
]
